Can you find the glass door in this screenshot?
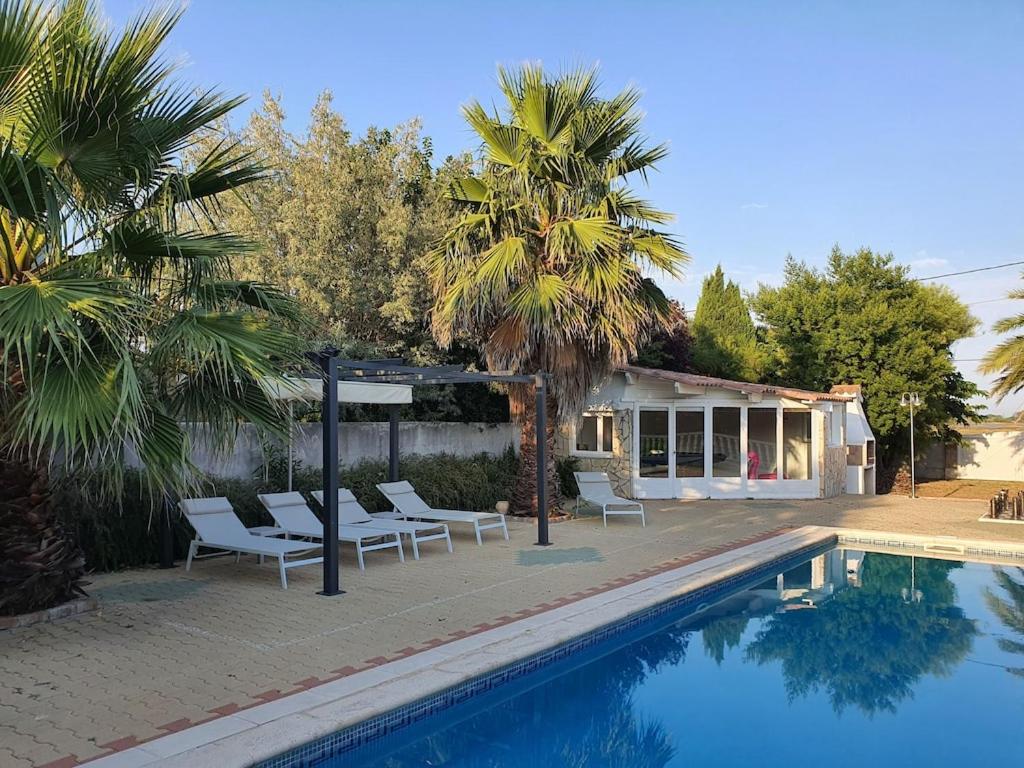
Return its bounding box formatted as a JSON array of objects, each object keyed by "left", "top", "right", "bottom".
[{"left": 636, "top": 408, "right": 673, "bottom": 498}]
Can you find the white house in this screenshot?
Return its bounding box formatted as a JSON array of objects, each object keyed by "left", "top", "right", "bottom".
[{"left": 557, "top": 365, "right": 876, "bottom": 501}]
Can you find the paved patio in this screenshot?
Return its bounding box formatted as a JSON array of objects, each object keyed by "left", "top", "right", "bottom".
[{"left": 2, "top": 494, "right": 1022, "bottom": 767}]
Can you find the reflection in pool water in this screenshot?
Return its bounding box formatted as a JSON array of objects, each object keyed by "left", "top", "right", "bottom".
[{"left": 319, "top": 552, "right": 1023, "bottom": 767}]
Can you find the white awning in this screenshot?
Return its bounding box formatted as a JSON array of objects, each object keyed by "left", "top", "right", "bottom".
[{"left": 263, "top": 377, "right": 413, "bottom": 405}]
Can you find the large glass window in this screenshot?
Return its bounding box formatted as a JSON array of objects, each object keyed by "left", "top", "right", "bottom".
[
  {"left": 639, "top": 409, "right": 669, "bottom": 478},
  {"left": 712, "top": 407, "right": 741, "bottom": 477},
  {"left": 783, "top": 409, "right": 812, "bottom": 480},
  {"left": 675, "top": 409, "right": 704, "bottom": 478},
  {"left": 747, "top": 407, "right": 778, "bottom": 479},
  {"left": 575, "top": 413, "right": 613, "bottom": 454}
]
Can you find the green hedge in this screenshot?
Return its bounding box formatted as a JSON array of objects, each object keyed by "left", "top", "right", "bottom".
[{"left": 55, "top": 449, "right": 518, "bottom": 573}]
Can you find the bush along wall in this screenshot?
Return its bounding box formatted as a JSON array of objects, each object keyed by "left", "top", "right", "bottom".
[{"left": 55, "top": 449, "right": 518, "bottom": 574}]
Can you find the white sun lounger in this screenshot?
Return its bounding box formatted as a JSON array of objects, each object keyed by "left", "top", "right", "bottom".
[
  {"left": 574, "top": 472, "right": 646, "bottom": 527},
  {"left": 312, "top": 489, "right": 453, "bottom": 560},
  {"left": 376, "top": 481, "right": 509, "bottom": 545},
  {"left": 257, "top": 492, "right": 404, "bottom": 570},
  {"left": 179, "top": 497, "right": 323, "bottom": 589}
]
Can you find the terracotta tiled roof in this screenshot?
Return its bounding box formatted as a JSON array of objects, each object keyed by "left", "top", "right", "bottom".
[{"left": 620, "top": 365, "right": 855, "bottom": 402}]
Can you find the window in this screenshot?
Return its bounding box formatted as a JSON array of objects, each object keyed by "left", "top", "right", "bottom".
[
  {"left": 639, "top": 409, "right": 670, "bottom": 477},
  {"left": 575, "top": 413, "right": 614, "bottom": 454},
  {"left": 748, "top": 407, "right": 778, "bottom": 479},
  {"left": 675, "top": 409, "right": 704, "bottom": 478},
  {"left": 712, "top": 407, "right": 741, "bottom": 477},
  {"left": 783, "top": 409, "right": 812, "bottom": 480}
]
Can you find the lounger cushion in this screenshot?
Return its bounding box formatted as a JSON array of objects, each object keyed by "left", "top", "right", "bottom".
[
  {"left": 179, "top": 497, "right": 234, "bottom": 516},
  {"left": 259, "top": 491, "right": 307, "bottom": 509},
  {"left": 377, "top": 481, "right": 433, "bottom": 517}
]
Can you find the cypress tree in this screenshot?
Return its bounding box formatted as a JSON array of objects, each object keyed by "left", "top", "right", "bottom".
[{"left": 691, "top": 265, "right": 762, "bottom": 380}]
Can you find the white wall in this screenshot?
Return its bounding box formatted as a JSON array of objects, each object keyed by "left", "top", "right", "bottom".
[
  {"left": 129, "top": 422, "right": 519, "bottom": 479},
  {"left": 950, "top": 431, "right": 1024, "bottom": 481}
]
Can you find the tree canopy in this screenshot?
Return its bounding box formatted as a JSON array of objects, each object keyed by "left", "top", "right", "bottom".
[
  {"left": 690, "top": 265, "right": 763, "bottom": 380},
  {"left": 199, "top": 91, "right": 459, "bottom": 360},
  {"left": 745, "top": 554, "right": 977, "bottom": 715},
  {"left": 632, "top": 299, "right": 693, "bottom": 373},
  {"left": 751, "top": 246, "right": 981, "bottom": 468}
]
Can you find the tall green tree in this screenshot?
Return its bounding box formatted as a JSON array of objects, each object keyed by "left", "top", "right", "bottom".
[
  {"left": 690, "top": 265, "right": 763, "bottom": 380},
  {"left": 203, "top": 92, "right": 459, "bottom": 359},
  {"left": 632, "top": 299, "right": 693, "bottom": 373},
  {"left": 981, "top": 275, "right": 1024, "bottom": 402},
  {"left": 0, "top": 0, "right": 300, "bottom": 614},
  {"left": 751, "top": 247, "right": 980, "bottom": 472},
  {"left": 429, "top": 64, "right": 688, "bottom": 513}
]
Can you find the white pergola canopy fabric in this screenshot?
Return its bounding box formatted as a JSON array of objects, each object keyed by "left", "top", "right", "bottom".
[
  {"left": 263, "top": 377, "right": 413, "bottom": 491},
  {"left": 264, "top": 377, "right": 413, "bottom": 405}
]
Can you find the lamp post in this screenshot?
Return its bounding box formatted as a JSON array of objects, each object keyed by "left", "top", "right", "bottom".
[
  {"left": 900, "top": 392, "right": 921, "bottom": 499},
  {"left": 901, "top": 555, "right": 923, "bottom": 603}
]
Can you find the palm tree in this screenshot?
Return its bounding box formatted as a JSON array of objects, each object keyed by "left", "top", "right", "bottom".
[
  {"left": 429, "top": 65, "right": 688, "bottom": 513},
  {"left": 981, "top": 279, "right": 1024, "bottom": 401},
  {"left": 0, "top": 0, "right": 301, "bottom": 614}
]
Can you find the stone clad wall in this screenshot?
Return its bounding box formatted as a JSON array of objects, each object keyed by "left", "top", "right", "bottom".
[
  {"left": 822, "top": 445, "right": 847, "bottom": 497},
  {"left": 556, "top": 409, "right": 634, "bottom": 498}
]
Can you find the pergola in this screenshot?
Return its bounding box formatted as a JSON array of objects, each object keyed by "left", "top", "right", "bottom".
[
  {"left": 262, "top": 375, "right": 413, "bottom": 492},
  {"left": 306, "top": 349, "right": 552, "bottom": 596}
]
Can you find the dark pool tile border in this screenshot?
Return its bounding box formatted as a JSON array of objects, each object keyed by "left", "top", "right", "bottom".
[
  {"left": 838, "top": 532, "right": 1024, "bottom": 561},
  {"left": 255, "top": 539, "right": 832, "bottom": 768}
]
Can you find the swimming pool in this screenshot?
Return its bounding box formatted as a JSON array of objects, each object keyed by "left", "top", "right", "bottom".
[{"left": 269, "top": 549, "right": 1024, "bottom": 767}]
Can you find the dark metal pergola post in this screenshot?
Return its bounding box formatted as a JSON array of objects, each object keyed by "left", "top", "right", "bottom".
[
  {"left": 535, "top": 372, "right": 551, "bottom": 546},
  {"left": 318, "top": 351, "right": 343, "bottom": 596},
  {"left": 388, "top": 404, "right": 401, "bottom": 482}
]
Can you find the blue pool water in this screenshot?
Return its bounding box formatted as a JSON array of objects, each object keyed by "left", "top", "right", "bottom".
[{"left": 308, "top": 550, "right": 1024, "bottom": 767}]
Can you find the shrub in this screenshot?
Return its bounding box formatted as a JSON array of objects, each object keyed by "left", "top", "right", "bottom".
[
  {"left": 55, "top": 449, "right": 519, "bottom": 573},
  {"left": 556, "top": 456, "right": 581, "bottom": 499}
]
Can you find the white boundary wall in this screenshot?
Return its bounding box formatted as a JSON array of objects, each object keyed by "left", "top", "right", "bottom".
[
  {"left": 921, "top": 429, "right": 1024, "bottom": 482},
  {"left": 128, "top": 422, "right": 518, "bottom": 479}
]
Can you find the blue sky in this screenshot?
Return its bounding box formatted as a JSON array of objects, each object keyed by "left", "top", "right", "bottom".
[{"left": 105, "top": 0, "right": 1024, "bottom": 414}]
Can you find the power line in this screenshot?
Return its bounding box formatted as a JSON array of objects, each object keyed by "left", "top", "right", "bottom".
[
  {"left": 677, "top": 260, "right": 1023, "bottom": 313},
  {"left": 966, "top": 297, "right": 1014, "bottom": 307},
  {"left": 915, "top": 260, "right": 1024, "bottom": 281}
]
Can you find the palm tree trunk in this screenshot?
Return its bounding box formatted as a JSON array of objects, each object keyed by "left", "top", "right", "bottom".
[
  {"left": 509, "top": 385, "right": 560, "bottom": 516},
  {"left": 0, "top": 458, "right": 87, "bottom": 616}
]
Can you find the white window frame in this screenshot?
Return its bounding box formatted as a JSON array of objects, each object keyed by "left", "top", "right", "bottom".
[{"left": 573, "top": 411, "right": 615, "bottom": 457}]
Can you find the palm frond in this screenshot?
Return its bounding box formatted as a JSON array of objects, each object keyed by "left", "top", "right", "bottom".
[
  {"left": 0, "top": 276, "right": 136, "bottom": 371},
  {"left": 432, "top": 63, "right": 688, "bottom": 420}
]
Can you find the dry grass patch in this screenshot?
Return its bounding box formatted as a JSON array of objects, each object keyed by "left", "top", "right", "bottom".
[{"left": 914, "top": 479, "right": 1024, "bottom": 499}]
